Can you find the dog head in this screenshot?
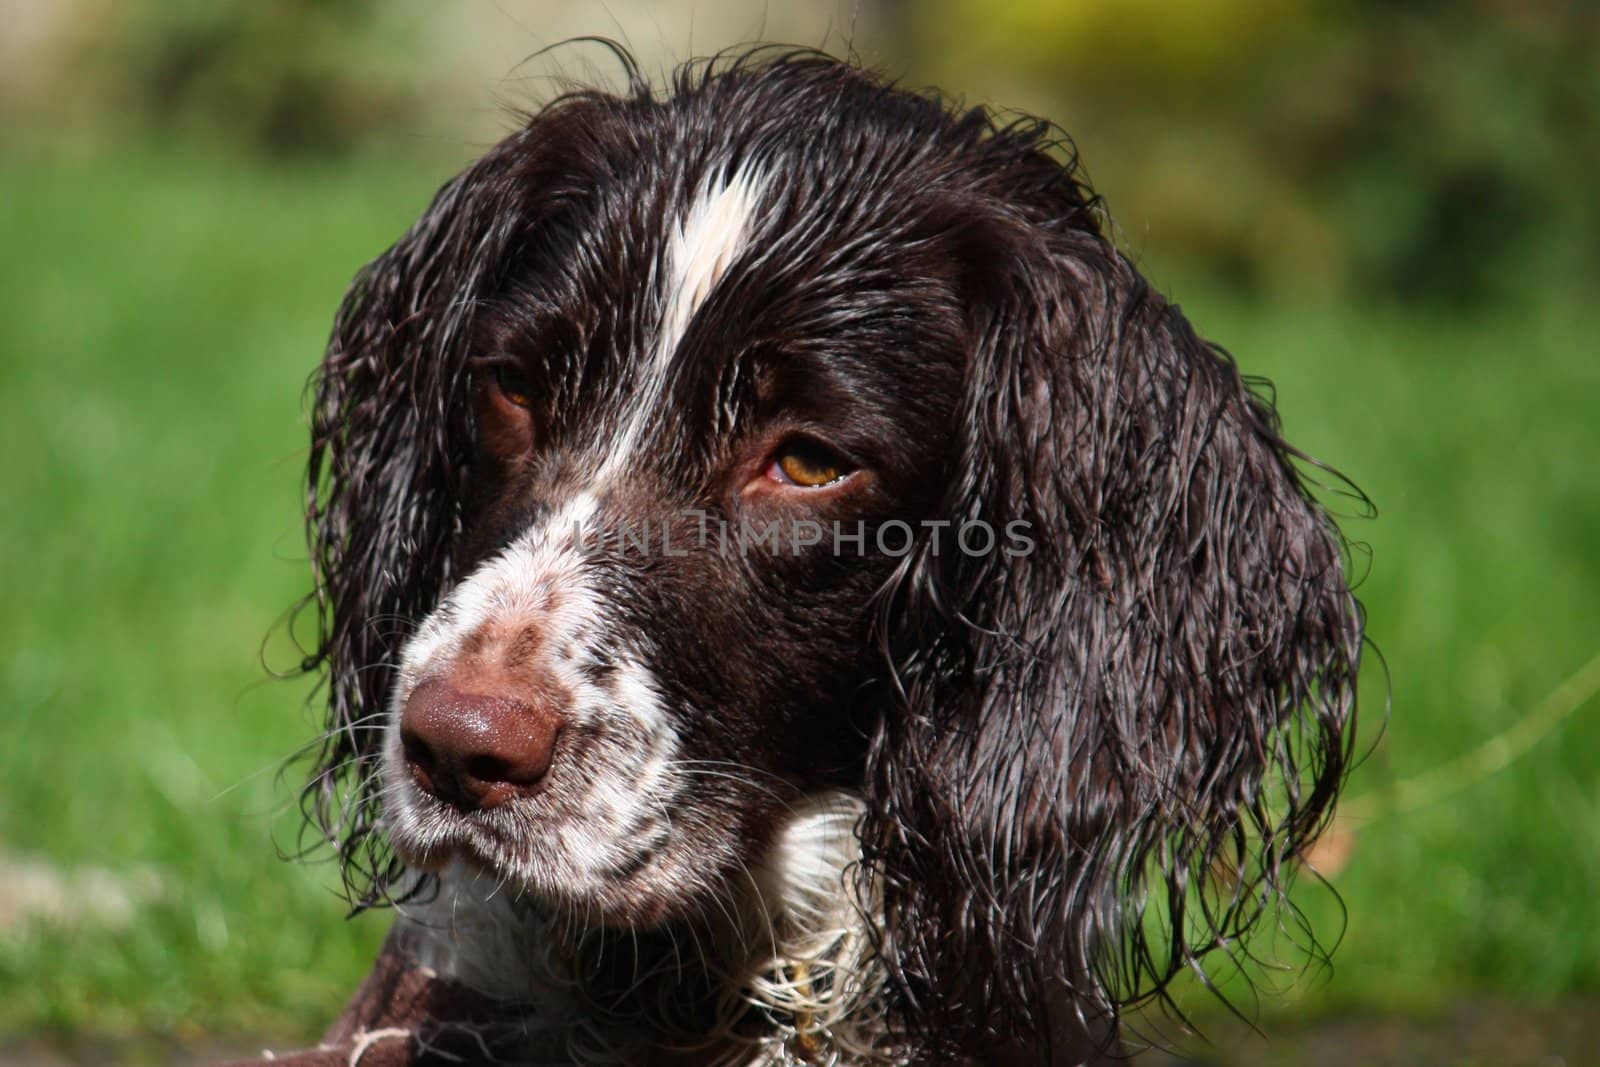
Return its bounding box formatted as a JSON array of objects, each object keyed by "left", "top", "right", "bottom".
[{"left": 298, "top": 50, "right": 1361, "bottom": 1053}]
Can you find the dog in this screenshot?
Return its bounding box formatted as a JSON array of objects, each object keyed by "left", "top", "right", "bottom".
[{"left": 264, "top": 46, "right": 1362, "bottom": 1067}]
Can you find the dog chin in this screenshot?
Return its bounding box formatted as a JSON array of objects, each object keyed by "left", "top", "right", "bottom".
[{"left": 390, "top": 826, "right": 701, "bottom": 929}]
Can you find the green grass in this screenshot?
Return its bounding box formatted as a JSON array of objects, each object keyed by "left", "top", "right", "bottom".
[
  {"left": 1, "top": 145, "right": 1596, "bottom": 1043},
  {"left": 0, "top": 145, "right": 469, "bottom": 1039},
  {"left": 1180, "top": 284, "right": 1600, "bottom": 1018}
]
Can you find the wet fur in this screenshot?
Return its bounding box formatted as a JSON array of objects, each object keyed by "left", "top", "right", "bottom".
[{"left": 293, "top": 46, "right": 1363, "bottom": 1064}]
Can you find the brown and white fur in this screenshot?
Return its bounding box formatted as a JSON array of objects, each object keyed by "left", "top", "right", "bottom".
[{"left": 285, "top": 46, "right": 1363, "bottom": 1067}]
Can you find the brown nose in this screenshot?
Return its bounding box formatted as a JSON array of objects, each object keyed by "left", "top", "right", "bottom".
[{"left": 399, "top": 678, "right": 561, "bottom": 812}]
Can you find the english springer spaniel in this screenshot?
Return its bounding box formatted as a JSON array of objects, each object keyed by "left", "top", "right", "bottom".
[{"left": 262, "top": 47, "right": 1363, "bottom": 1067}]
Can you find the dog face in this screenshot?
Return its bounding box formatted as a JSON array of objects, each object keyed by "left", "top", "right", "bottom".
[
  {"left": 383, "top": 150, "right": 974, "bottom": 924},
  {"left": 300, "top": 52, "right": 1361, "bottom": 1051}
]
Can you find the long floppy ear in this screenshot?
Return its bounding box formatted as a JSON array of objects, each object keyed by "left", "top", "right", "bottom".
[
  {"left": 294, "top": 135, "right": 536, "bottom": 907},
  {"left": 864, "top": 189, "right": 1362, "bottom": 1055}
]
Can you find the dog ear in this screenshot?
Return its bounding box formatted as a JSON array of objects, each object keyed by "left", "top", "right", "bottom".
[
  {"left": 294, "top": 136, "right": 536, "bottom": 906},
  {"left": 863, "top": 186, "right": 1363, "bottom": 1054}
]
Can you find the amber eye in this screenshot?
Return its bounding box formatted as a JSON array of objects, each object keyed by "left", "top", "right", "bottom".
[
  {"left": 768, "top": 438, "right": 851, "bottom": 488},
  {"left": 492, "top": 364, "right": 532, "bottom": 408}
]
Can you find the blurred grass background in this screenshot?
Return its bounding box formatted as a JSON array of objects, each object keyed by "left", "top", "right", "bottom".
[{"left": 1, "top": 1, "right": 1597, "bottom": 1062}]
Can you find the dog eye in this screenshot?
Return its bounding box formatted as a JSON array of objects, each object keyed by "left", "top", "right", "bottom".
[
  {"left": 768, "top": 438, "right": 851, "bottom": 488},
  {"left": 492, "top": 364, "right": 533, "bottom": 408}
]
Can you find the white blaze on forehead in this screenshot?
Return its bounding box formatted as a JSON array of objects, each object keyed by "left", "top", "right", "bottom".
[
  {"left": 660, "top": 165, "right": 766, "bottom": 357},
  {"left": 596, "top": 165, "right": 766, "bottom": 484}
]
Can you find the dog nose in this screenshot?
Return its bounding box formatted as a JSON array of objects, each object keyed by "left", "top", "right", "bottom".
[{"left": 400, "top": 678, "right": 561, "bottom": 812}]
